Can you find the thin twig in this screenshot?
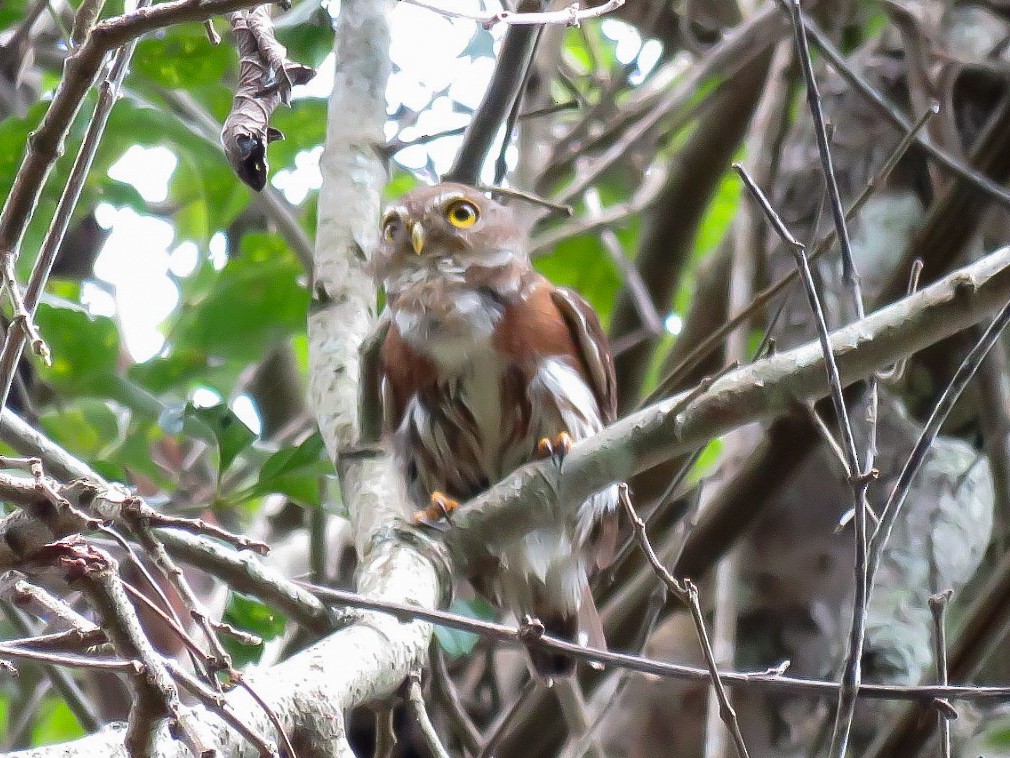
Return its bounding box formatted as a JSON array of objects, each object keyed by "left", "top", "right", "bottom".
[
  {"left": 584, "top": 188, "right": 665, "bottom": 335},
  {"left": 530, "top": 162, "right": 669, "bottom": 256},
  {"left": 558, "top": 581, "right": 668, "bottom": 758},
  {"left": 928, "top": 590, "right": 955, "bottom": 758},
  {"left": 430, "top": 647, "right": 481, "bottom": 755},
  {"left": 152, "top": 85, "right": 314, "bottom": 271},
  {"left": 788, "top": 29, "right": 881, "bottom": 727},
  {"left": 0, "top": 0, "right": 270, "bottom": 264},
  {"left": 786, "top": 0, "right": 863, "bottom": 310},
  {"left": 732, "top": 164, "right": 860, "bottom": 470},
  {"left": 0, "top": 455, "right": 45, "bottom": 475},
  {"left": 870, "top": 295, "right": 1010, "bottom": 580},
  {"left": 604, "top": 447, "right": 703, "bottom": 574},
  {"left": 557, "top": 9, "right": 781, "bottom": 206},
  {"left": 875, "top": 259, "right": 924, "bottom": 383},
  {"left": 805, "top": 403, "right": 851, "bottom": 478},
  {"left": 0, "top": 642, "right": 138, "bottom": 672},
  {"left": 1, "top": 603, "right": 103, "bottom": 733},
  {"left": 617, "top": 485, "right": 750, "bottom": 758},
  {"left": 399, "top": 0, "right": 624, "bottom": 28},
  {"left": 43, "top": 539, "right": 209, "bottom": 757},
  {"left": 0, "top": 570, "right": 99, "bottom": 634},
  {"left": 494, "top": 23, "right": 543, "bottom": 184},
  {"left": 478, "top": 184, "right": 573, "bottom": 216},
  {"left": 557, "top": 667, "right": 631, "bottom": 758},
  {"left": 231, "top": 671, "right": 298, "bottom": 758},
  {"left": 124, "top": 515, "right": 233, "bottom": 674},
  {"left": 408, "top": 669, "right": 451, "bottom": 758},
  {"left": 180, "top": 578, "right": 1010, "bottom": 703},
  {"left": 121, "top": 581, "right": 220, "bottom": 663},
  {"left": 164, "top": 659, "right": 279, "bottom": 758},
  {"left": 4, "top": 677, "right": 51, "bottom": 751},
  {"left": 2, "top": 626, "right": 107, "bottom": 653},
  {"left": 733, "top": 160, "right": 869, "bottom": 758},
  {"left": 382, "top": 100, "right": 577, "bottom": 156},
  {"left": 123, "top": 497, "right": 270, "bottom": 555},
  {"left": 1, "top": 255, "right": 48, "bottom": 363},
  {"left": 6, "top": 0, "right": 49, "bottom": 50},
  {"left": 478, "top": 677, "right": 539, "bottom": 758},
  {"left": 98, "top": 524, "right": 194, "bottom": 633},
  {"left": 95, "top": 521, "right": 221, "bottom": 684}
]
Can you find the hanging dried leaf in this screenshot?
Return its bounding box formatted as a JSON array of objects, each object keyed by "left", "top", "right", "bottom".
[{"left": 221, "top": 5, "right": 316, "bottom": 191}]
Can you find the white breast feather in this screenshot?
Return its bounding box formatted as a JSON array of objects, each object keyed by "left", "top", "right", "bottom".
[
  {"left": 394, "top": 303, "right": 618, "bottom": 624},
  {"left": 494, "top": 358, "right": 619, "bottom": 618}
]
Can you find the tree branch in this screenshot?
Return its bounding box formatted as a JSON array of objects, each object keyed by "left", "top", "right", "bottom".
[{"left": 444, "top": 246, "right": 1010, "bottom": 573}]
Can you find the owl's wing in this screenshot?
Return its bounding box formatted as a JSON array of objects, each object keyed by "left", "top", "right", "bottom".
[
  {"left": 551, "top": 286, "right": 620, "bottom": 575},
  {"left": 358, "top": 313, "right": 391, "bottom": 445},
  {"left": 550, "top": 287, "right": 617, "bottom": 424}
]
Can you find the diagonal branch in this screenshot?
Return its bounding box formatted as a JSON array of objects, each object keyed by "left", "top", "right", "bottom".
[{"left": 443, "top": 246, "right": 1010, "bottom": 574}]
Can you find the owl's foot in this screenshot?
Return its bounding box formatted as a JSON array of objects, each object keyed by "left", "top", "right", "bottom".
[
  {"left": 412, "top": 490, "right": 460, "bottom": 526},
  {"left": 536, "top": 431, "right": 573, "bottom": 470}
]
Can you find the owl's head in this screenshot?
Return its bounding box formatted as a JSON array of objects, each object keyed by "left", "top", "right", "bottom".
[{"left": 372, "top": 183, "right": 529, "bottom": 292}]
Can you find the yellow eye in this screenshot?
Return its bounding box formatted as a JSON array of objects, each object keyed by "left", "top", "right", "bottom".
[{"left": 445, "top": 199, "right": 479, "bottom": 229}]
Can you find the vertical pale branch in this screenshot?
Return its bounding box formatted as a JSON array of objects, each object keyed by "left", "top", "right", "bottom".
[
  {"left": 306, "top": 0, "right": 438, "bottom": 699},
  {"left": 308, "top": 0, "right": 402, "bottom": 543}
]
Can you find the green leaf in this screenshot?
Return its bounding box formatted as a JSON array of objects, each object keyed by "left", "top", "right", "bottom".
[
  {"left": 171, "top": 155, "right": 248, "bottom": 245},
  {"left": 100, "top": 98, "right": 251, "bottom": 245},
  {"left": 34, "top": 301, "right": 120, "bottom": 396},
  {"left": 133, "top": 25, "right": 234, "bottom": 88},
  {"left": 227, "top": 592, "right": 287, "bottom": 638},
  {"left": 672, "top": 168, "right": 743, "bottom": 318},
  {"left": 107, "top": 418, "right": 174, "bottom": 486},
  {"left": 169, "top": 232, "right": 309, "bottom": 360},
  {"left": 38, "top": 398, "right": 124, "bottom": 461},
  {"left": 184, "top": 403, "right": 256, "bottom": 476},
  {"left": 129, "top": 350, "right": 246, "bottom": 397},
  {"left": 30, "top": 696, "right": 85, "bottom": 747},
  {"left": 689, "top": 437, "right": 723, "bottom": 485},
  {"left": 0, "top": 0, "right": 30, "bottom": 27},
  {"left": 692, "top": 169, "right": 742, "bottom": 261},
  {"left": 434, "top": 597, "right": 495, "bottom": 658},
  {"left": 222, "top": 592, "right": 288, "bottom": 667},
  {"left": 534, "top": 233, "right": 621, "bottom": 327},
  {"left": 0, "top": 103, "right": 46, "bottom": 196},
  {"left": 383, "top": 170, "right": 421, "bottom": 200},
  {"left": 268, "top": 99, "right": 327, "bottom": 169},
  {"left": 244, "top": 432, "right": 332, "bottom": 507},
  {"left": 275, "top": 8, "right": 336, "bottom": 68},
  {"left": 984, "top": 714, "right": 1010, "bottom": 747}
]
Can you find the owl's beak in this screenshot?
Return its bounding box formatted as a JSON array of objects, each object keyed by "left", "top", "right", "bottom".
[{"left": 410, "top": 222, "right": 425, "bottom": 255}]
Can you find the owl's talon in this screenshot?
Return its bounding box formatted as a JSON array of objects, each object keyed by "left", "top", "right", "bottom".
[
  {"left": 412, "top": 491, "right": 460, "bottom": 526},
  {"left": 535, "top": 437, "right": 554, "bottom": 459},
  {"left": 536, "top": 432, "right": 573, "bottom": 470}
]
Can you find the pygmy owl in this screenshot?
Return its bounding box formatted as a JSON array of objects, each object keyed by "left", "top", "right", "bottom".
[{"left": 373, "top": 182, "right": 619, "bottom": 677}]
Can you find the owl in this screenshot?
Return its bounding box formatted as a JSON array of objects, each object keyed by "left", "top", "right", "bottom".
[{"left": 372, "top": 182, "right": 618, "bottom": 677}]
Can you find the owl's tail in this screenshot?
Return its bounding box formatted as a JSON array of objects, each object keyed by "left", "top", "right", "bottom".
[
  {"left": 529, "top": 611, "right": 578, "bottom": 678},
  {"left": 529, "top": 587, "right": 606, "bottom": 678}
]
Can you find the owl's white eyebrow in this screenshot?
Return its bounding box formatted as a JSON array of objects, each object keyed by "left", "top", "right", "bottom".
[
  {"left": 428, "top": 191, "right": 466, "bottom": 209},
  {"left": 383, "top": 205, "right": 408, "bottom": 220}
]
